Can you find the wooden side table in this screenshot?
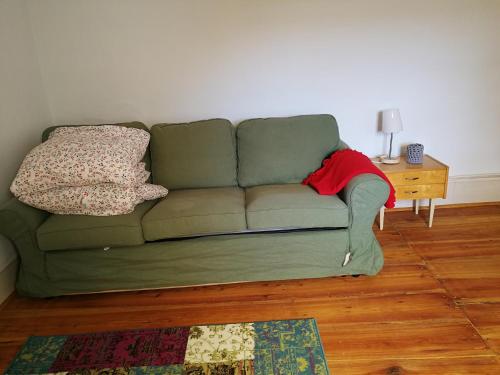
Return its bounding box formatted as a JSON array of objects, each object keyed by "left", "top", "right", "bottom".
[{"left": 376, "top": 155, "right": 449, "bottom": 229}]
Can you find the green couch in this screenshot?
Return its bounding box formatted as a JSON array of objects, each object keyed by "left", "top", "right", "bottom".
[{"left": 0, "top": 114, "right": 389, "bottom": 297}]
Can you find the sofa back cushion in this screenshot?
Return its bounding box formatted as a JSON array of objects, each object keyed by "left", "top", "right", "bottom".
[
  {"left": 237, "top": 114, "right": 340, "bottom": 187},
  {"left": 151, "top": 119, "right": 237, "bottom": 190}
]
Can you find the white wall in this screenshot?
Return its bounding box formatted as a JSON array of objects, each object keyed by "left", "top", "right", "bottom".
[
  {"left": 0, "top": 0, "right": 52, "bottom": 302},
  {"left": 27, "top": 0, "right": 500, "bottom": 177}
]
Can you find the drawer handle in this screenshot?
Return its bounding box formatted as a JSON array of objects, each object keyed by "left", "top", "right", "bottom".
[
  {"left": 405, "top": 190, "right": 419, "bottom": 194},
  {"left": 405, "top": 177, "right": 420, "bottom": 181}
]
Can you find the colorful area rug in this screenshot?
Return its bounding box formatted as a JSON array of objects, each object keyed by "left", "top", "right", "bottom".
[{"left": 4, "top": 318, "right": 329, "bottom": 374}]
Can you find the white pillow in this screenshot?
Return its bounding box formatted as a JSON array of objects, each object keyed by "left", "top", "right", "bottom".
[{"left": 11, "top": 125, "right": 150, "bottom": 196}]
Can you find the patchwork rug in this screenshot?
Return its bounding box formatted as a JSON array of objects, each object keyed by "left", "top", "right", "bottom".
[{"left": 4, "top": 318, "right": 329, "bottom": 374}]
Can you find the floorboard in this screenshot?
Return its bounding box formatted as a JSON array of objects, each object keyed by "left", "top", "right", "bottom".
[
  {"left": 330, "top": 356, "right": 500, "bottom": 375},
  {"left": 0, "top": 204, "right": 499, "bottom": 373},
  {"left": 463, "top": 303, "right": 500, "bottom": 354},
  {"left": 442, "top": 278, "right": 500, "bottom": 304}
]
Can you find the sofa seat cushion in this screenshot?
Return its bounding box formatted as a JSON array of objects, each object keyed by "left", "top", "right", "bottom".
[
  {"left": 142, "top": 187, "right": 246, "bottom": 240},
  {"left": 245, "top": 184, "right": 348, "bottom": 230},
  {"left": 37, "top": 200, "right": 156, "bottom": 251}
]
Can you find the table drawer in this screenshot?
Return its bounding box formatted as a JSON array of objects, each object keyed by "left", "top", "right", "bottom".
[
  {"left": 395, "top": 184, "right": 446, "bottom": 200},
  {"left": 389, "top": 170, "right": 447, "bottom": 186}
]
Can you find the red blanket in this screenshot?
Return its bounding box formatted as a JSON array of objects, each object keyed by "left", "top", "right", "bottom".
[{"left": 303, "top": 149, "right": 396, "bottom": 208}]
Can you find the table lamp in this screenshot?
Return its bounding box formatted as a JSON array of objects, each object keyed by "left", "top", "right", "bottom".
[{"left": 381, "top": 108, "right": 403, "bottom": 164}]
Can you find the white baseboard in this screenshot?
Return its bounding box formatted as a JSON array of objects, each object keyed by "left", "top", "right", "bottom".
[
  {"left": 0, "top": 258, "right": 17, "bottom": 304},
  {"left": 394, "top": 173, "right": 500, "bottom": 208}
]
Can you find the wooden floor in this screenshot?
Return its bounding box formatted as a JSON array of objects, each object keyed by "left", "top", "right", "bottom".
[{"left": 1, "top": 204, "right": 500, "bottom": 374}]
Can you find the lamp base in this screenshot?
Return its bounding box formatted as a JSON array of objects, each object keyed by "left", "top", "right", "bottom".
[{"left": 381, "top": 156, "right": 401, "bottom": 164}]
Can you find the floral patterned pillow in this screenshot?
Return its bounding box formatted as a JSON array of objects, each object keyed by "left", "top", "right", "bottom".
[
  {"left": 11, "top": 125, "right": 150, "bottom": 196},
  {"left": 11, "top": 125, "right": 169, "bottom": 216},
  {"left": 17, "top": 183, "right": 168, "bottom": 216}
]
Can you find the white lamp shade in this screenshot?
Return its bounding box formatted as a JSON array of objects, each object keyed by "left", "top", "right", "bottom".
[{"left": 382, "top": 108, "right": 403, "bottom": 134}]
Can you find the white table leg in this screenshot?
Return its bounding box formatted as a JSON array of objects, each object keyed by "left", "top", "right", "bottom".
[
  {"left": 379, "top": 206, "right": 385, "bottom": 230},
  {"left": 429, "top": 199, "right": 435, "bottom": 227},
  {"left": 414, "top": 199, "right": 419, "bottom": 214}
]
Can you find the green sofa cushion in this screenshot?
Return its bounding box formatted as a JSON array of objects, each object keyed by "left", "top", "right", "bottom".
[
  {"left": 41, "top": 121, "right": 152, "bottom": 175},
  {"left": 142, "top": 187, "right": 246, "bottom": 240},
  {"left": 237, "top": 114, "right": 340, "bottom": 187},
  {"left": 37, "top": 200, "right": 156, "bottom": 251},
  {"left": 150, "top": 119, "right": 237, "bottom": 190},
  {"left": 245, "top": 184, "right": 348, "bottom": 230}
]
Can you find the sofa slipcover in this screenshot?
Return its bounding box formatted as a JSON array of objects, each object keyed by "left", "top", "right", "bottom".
[
  {"left": 37, "top": 200, "right": 156, "bottom": 251},
  {"left": 150, "top": 119, "right": 237, "bottom": 190},
  {"left": 142, "top": 187, "right": 246, "bottom": 240},
  {"left": 0, "top": 114, "right": 390, "bottom": 298},
  {"left": 237, "top": 114, "right": 340, "bottom": 187},
  {"left": 42, "top": 230, "right": 351, "bottom": 296},
  {"left": 245, "top": 184, "right": 348, "bottom": 230}
]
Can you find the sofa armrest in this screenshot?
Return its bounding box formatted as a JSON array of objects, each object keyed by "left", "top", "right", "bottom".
[
  {"left": 337, "top": 139, "right": 350, "bottom": 150},
  {"left": 339, "top": 174, "right": 389, "bottom": 258},
  {"left": 0, "top": 198, "right": 49, "bottom": 278}
]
